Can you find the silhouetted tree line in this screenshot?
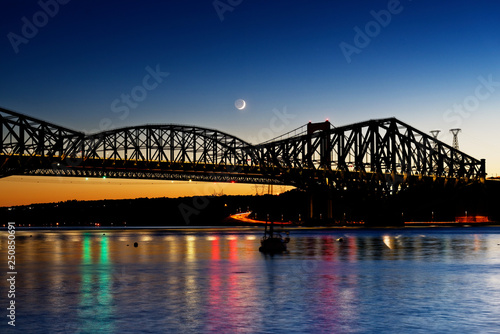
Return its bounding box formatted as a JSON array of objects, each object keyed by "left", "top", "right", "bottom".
[{"left": 1, "top": 181, "right": 499, "bottom": 227}]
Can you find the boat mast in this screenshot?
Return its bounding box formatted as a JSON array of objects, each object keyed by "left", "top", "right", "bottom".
[{"left": 264, "top": 214, "right": 268, "bottom": 236}]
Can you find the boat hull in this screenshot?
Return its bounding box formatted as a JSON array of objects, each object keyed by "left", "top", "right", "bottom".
[{"left": 259, "top": 237, "right": 287, "bottom": 253}]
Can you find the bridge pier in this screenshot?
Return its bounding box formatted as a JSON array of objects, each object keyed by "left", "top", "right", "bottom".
[
  {"left": 309, "top": 193, "right": 314, "bottom": 220},
  {"left": 327, "top": 196, "right": 333, "bottom": 220},
  {"left": 307, "top": 190, "right": 334, "bottom": 222}
]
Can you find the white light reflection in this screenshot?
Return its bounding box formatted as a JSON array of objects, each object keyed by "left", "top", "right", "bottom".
[
  {"left": 186, "top": 236, "right": 196, "bottom": 261},
  {"left": 140, "top": 235, "right": 152, "bottom": 242},
  {"left": 383, "top": 235, "right": 394, "bottom": 249},
  {"left": 165, "top": 235, "right": 178, "bottom": 262}
]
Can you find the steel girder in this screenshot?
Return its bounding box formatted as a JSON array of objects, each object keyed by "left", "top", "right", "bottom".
[
  {"left": 0, "top": 107, "right": 84, "bottom": 177},
  {"left": 0, "top": 108, "right": 486, "bottom": 189},
  {"left": 0, "top": 107, "right": 83, "bottom": 157},
  {"left": 258, "top": 118, "right": 485, "bottom": 182},
  {"left": 82, "top": 125, "right": 258, "bottom": 166}
]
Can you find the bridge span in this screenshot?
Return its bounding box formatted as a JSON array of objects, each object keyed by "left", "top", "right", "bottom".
[{"left": 0, "top": 107, "right": 485, "bottom": 195}]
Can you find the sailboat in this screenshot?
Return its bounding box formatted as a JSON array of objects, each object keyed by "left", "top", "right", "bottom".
[{"left": 259, "top": 218, "right": 290, "bottom": 253}]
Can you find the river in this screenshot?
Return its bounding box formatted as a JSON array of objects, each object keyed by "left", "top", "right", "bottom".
[{"left": 1, "top": 227, "right": 500, "bottom": 333}]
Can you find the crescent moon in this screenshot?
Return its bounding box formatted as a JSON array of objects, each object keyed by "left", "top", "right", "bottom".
[{"left": 235, "top": 99, "right": 246, "bottom": 110}]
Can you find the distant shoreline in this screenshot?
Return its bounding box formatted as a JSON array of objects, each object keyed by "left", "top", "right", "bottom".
[{"left": 2, "top": 224, "right": 500, "bottom": 232}]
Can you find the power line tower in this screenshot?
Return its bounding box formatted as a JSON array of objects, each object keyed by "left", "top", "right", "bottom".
[
  {"left": 430, "top": 130, "right": 441, "bottom": 139},
  {"left": 450, "top": 128, "right": 461, "bottom": 150},
  {"left": 430, "top": 130, "right": 440, "bottom": 150}
]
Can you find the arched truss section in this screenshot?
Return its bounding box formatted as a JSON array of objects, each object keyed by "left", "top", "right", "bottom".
[
  {"left": 62, "top": 124, "right": 273, "bottom": 183},
  {"left": 82, "top": 124, "right": 258, "bottom": 166}
]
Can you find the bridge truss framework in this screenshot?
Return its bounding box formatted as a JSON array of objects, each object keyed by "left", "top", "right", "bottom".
[{"left": 0, "top": 107, "right": 486, "bottom": 195}]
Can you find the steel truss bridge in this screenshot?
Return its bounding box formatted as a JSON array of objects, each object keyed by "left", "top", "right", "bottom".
[{"left": 0, "top": 107, "right": 485, "bottom": 194}]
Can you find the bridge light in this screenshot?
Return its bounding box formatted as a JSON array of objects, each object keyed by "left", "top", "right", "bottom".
[
  {"left": 103, "top": 176, "right": 106, "bottom": 179},
  {"left": 85, "top": 177, "right": 88, "bottom": 181}
]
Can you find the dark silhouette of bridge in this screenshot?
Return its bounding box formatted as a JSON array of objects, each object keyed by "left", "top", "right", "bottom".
[{"left": 0, "top": 107, "right": 486, "bottom": 196}]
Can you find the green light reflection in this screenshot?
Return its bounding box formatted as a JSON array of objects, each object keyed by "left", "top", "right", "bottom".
[{"left": 78, "top": 234, "right": 114, "bottom": 333}]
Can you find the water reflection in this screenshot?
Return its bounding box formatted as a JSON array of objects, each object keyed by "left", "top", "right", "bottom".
[
  {"left": 78, "top": 234, "right": 114, "bottom": 333},
  {"left": 290, "top": 232, "right": 493, "bottom": 263},
  {"left": 2, "top": 228, "right": 500, "bottom": 333}
]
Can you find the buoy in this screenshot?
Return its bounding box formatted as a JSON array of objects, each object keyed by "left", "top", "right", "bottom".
[
  {"left": 127, "top": 244, "right": 129, "bottom": 246},
  {"left": 103, "top": 233, "right": 105, "bottom": 235},
  {"left": 134, "top": 242, "right": 138, "bottom": 247},
  {"left": 337, "top": 237, "right": 344, "bottom": 242}
]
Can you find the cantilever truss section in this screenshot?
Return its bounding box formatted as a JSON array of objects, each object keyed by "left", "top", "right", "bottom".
[
  {"left": 0, "top": 108, "right": 486, "bottom": 189},
  {"left": 258, "top": 118, "right": 485, "bottom": 181},
  {"left": 0, "top": 107, "right": 84, "bottom": 177}
]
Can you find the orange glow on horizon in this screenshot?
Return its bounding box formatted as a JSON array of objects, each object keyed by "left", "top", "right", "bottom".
[{"left": 0, "top": 176, "right": 294, "bottom": 207}]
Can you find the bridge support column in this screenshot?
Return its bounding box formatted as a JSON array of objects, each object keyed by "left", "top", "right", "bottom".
[
  {"left": 327, "top": 197, "right": 333, "bottom": 220},
  {"left": 309, "top": 193, "right": 314, "bottom": 220},
  {"left": 480, "top": 159, "right": 486, "bottom": 182}
]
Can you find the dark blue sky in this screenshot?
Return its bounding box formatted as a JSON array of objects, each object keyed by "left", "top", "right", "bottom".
[{"left": 1, "top": 0, "right": 500, "bottom": 174}]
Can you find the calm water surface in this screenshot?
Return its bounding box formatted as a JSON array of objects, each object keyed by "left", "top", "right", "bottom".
[{"left": 1, "top": 227, "right": 500, "bottom": 333}]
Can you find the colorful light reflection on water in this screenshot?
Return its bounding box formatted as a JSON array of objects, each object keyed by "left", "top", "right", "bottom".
[{"left": 1, "top": 227, "right": 500, "bottom": 333}]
